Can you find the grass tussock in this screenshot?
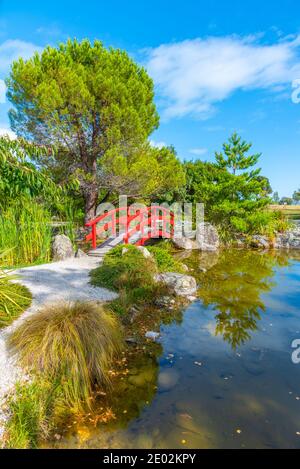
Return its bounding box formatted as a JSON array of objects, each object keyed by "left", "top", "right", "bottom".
[{"left": 8, "top": 301, "right": 124, "bottom": 411}]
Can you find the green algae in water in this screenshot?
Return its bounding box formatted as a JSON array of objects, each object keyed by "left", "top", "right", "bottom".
[{"left": 49, "top": 249, "right": 300, "bottom": 449}]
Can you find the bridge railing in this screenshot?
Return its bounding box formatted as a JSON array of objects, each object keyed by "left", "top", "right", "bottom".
[{"left": 85, "top": 206, "right": 174, "bottom": 249}]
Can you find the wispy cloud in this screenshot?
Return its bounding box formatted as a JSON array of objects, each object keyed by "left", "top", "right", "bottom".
[
  {"left": 0, "top": 39, "right": 42, "bottom": 74},
  {"left": 189, "top": 147, "right": 207, "bottom": 156},
  {"left": 149, "top": 139, "right": 167, "bottom": 149},
  {"left": 0, "top": 126, "right": 16, "bottom": 139},
  {"left": 0, "top": 39, "right": 42, "bottom": 104},
  {"left": 145, "top": 34, "right": 300, "bottom": 120}
]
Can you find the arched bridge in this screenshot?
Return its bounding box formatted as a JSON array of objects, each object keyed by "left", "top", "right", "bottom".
[{"left": 85, "top": 206, "right": 174, "bottom": 257}]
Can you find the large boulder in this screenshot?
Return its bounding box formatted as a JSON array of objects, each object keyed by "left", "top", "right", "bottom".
[
  {"left": 52, "top": 234, "right": 74, "bottom": 261},
  {"left": 196, "top": 222, "right": 219, "bottom": 251},
  {"left": 154, "top": 272, "right": 197, "bottom": 297}
]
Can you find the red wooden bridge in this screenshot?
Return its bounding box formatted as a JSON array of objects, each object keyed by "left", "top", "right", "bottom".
[{"left": 85, "top": 206, "right": 174, "bottom": 257}]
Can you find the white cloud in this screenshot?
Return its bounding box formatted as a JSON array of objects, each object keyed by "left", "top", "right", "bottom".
[
  {"left": 145, "top": 35, "right": 300, "bottom": 119},
  {"left": 0, "top": 39, "right": 42, "bottom": 74},
  {"left": 189, "top": 147, "right": 207, "bottom": 156},
  {"left": 0, "top": 79, "right": 6, "bottom": 103},
  {"left": 149, "top": 139, "right": 167, "bottom": 149},
  {"left": 0, "top": 127, "right": 16, "bottom": 139}
]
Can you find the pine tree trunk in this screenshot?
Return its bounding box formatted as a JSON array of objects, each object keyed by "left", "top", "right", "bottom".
[{"left": 83, "top": 183, "right": 99, "bottom": 223}]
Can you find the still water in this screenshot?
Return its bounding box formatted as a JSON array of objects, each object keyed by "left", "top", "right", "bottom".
[{"left": 52, "top": 249, "right": 300, "bottom": 449}]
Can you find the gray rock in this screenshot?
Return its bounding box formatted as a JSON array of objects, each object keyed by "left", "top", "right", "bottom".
[
  {"left": 75, "top": 248, "right": 88, "bottom": 258},
  {"left": 187, "top": 295, "right": 197, "bottom": 301},
  {"left": 137, "top": 246, "right": 152, "bottom": 258},
  {"left": 154, "top": 272, "right": 197, "bottom": 297},
  {"left": 154, "top": 296, "right": 176, "bottom": 308},
  {"left": 251, "top": 235, "right": 270, "bottom": 249},
  {"left": 274, "top": 228, "right": 300, "bottom": 249},
  {"left": 172, "top": 237, "right": 199, "bottom": 250},
  {"left": 145, "top": 331, "right": 160, "bottom": 341},
  {"left": 52, "top": 234, "right": 74, "bottom": 261},
  {"left": 122, "top": 246, "right": 152, "bottom": 258},
  {"left": 196, "top": 222, "right": 219, "bottom": 251}
]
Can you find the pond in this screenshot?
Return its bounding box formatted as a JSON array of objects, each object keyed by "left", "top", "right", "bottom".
[{"left": 50, "top": 249, "right": 300, "bottom": 449}]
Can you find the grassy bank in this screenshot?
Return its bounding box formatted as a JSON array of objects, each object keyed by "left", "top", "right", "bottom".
[{"left": 90, "top": 244, "right": 185, "bottom": 317}]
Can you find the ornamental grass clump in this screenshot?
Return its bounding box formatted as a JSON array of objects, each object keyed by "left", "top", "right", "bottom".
[
  {"left": 8, "top": 301, "right": 124, "bottom": 410},
  {"left": 0, "top": 250, "right": 32, "bottom": 327}
]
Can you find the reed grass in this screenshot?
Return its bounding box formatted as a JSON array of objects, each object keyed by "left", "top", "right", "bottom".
[{"left": 0, "top": 198, "right": 52, "bottom": 267}]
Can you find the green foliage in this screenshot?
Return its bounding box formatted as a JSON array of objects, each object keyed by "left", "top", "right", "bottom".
[
  {"left": 272, "top": 191, "right": 280, "bottom": 203},
  {"left": 0, "top": 136, "right": 60, "bottom": 205},
  {"left": 8, "top": 301, "right": 124, "bottom": 412},
  {"left": 0, "top": 198, "right": 52, "bottom": 267},
  {"left": 244, "top": 210, "right": 290, "bottom": 237},
  {"left": 215, "top": 132, "right": 261, "bottom": 175},
  {"left": 4, "top": 378, "right": 59, "bottom": 448},
  {"left": 6, "top": 38, "right": 164, "bottom": 220},
  {"left": 90, "top": 245, "right": 173, "bottom": 316},
  {"left": 184, "top": 133, "right": 272, "bottom": 238},
  {"left": 279, "top": 196, "right": 293, "bottom": 205},
  {"left": 0, "top": 281, "right": 31, "bottom": 328},
  {"left": 102, "top": 143, "right": 186, "bottom": 205},
  {"left": 147, "top": 246, "right": 185, "bottom": 273},
  {"left": 90, "top": 245, "right": 157, "bottom": 292},
  {"left": 0, "top": 251, "right": 32, "bottom": 327},
  {"left": 293, "top": 189, "right": 300, "bottom": 203}
]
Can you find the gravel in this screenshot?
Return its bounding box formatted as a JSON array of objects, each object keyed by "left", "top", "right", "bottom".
[{"left": 0, "top": 256, "right": 117, "bottom": 441}]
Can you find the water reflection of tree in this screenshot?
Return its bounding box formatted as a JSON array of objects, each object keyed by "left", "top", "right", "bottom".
[{"left": 197, "top": 250, "right": 290, "bottom": 349}]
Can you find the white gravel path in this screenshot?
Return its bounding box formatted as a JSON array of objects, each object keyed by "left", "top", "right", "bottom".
[{"left": 0, "top": 256, "right": 117, "bottom": 440}]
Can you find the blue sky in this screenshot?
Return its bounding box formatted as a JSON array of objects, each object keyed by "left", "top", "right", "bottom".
[{"left": 0, "top": 0, "right": 300, "bottom": 196}]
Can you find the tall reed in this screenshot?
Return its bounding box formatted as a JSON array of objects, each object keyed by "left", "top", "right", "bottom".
[{"left": 0, "top": 198, "right": 52, "bottom": 267}]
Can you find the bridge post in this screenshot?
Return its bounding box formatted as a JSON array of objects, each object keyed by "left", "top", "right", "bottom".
[{"left": 92, "top": 224, "right": 97, "bottom": 249}]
